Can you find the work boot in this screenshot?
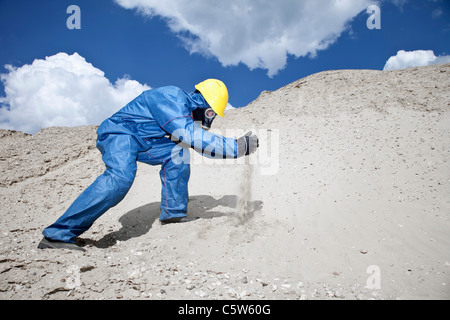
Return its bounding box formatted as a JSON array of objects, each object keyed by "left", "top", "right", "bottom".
[
  {"left": 37, "top": 237, "right": 86, "bottom": 252},
  {"left": 160, "top": 217, "right": 199, "bottom": 225}
]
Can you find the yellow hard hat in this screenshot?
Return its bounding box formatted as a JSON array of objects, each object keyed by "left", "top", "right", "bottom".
[{"left": 195, "top": 79, "right": 228, "bottom": 117}]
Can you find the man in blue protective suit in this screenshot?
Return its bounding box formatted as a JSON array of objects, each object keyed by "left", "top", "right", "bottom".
[{"left": 38, "top": 79, "right": 259, "bottom": 251}]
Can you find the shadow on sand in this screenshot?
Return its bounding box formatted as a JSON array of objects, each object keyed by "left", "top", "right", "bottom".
[{"left": 83, "top": 195, "right": 263, "bottom": 248}]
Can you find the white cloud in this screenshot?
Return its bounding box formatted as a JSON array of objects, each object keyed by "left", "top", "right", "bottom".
[
  {"left": 432, "top": 7, "right": 443, "bottom": 19},
  {"left": 0, "top": 52, "right": 150, "bottom": 134},
  {"left": 115, "top": 0, "right": 374, "bottom": 77},
  {"left": 383, "top": 50, "right": 450, "bottom": 71},
  {"left": 225, "top": 103, "right": 235, "bottom": 111},
  {"left": 389, "top": 0, "right": 408, "bottom": 9}
]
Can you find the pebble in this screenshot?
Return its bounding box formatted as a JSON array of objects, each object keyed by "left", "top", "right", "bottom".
[
  {"left": 186, "top": 283, "right": 195, "bottom": 290},
  {"left": 256, "top": 278, "right": 269, "bottom": 286},
  {"left": 127, "top": 269, "right": 143, "bottom": 280},
  {"left": 207, "top": 284, "right": 216, "bottom": 291},
  {"left": 195, "top": 290, "right": 208, "bottom": 298}
]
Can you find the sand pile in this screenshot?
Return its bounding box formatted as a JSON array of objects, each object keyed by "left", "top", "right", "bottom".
[{"left": 0, "top": 63, "right": 449, "bottom": 300}]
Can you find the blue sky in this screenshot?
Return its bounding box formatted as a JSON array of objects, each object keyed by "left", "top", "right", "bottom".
[{"left": 0, "top": 0, "right": 449, "bottom": 133}]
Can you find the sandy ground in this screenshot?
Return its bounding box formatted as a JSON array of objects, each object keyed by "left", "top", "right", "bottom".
[{"left": 0, "top": 63, "right": 449, "bottom": 300}]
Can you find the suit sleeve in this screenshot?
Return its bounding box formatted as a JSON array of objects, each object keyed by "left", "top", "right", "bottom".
[{"left": 148, "top": 88, "right": 238, "bottom": 159}]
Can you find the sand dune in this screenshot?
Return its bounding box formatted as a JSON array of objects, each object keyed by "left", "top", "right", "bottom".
[{"left": 1, "top": 63, "right": 449, "bottom": 300}]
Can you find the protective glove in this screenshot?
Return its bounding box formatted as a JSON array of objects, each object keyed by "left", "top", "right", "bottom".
[{"left": 236, "top": 131, "right": 259, "bottom": 157}]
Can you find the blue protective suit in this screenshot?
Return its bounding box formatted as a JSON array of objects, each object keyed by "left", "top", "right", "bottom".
[{"left": 43, "top": 86, "right": 238, "bottom": 243}]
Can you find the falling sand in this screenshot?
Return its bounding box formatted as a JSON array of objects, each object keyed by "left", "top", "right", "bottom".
[{"left": 235, "top": 161, "right": 254, "bottom": 225}]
